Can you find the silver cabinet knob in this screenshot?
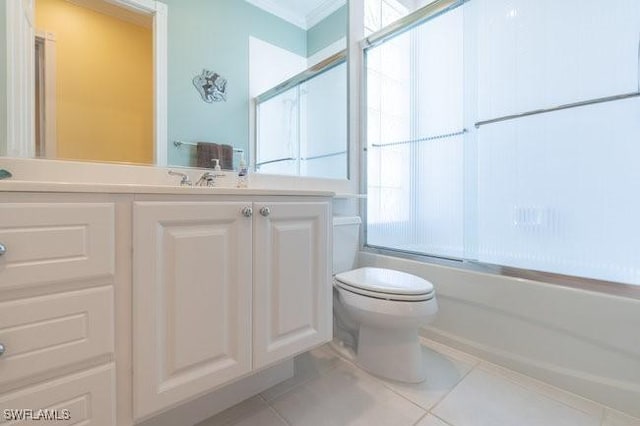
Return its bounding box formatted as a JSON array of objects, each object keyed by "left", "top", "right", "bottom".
[
  {"left": 0, "top": 343, "right": 5, "bottom": 357},
  {"left": 241, "top": 206, "right": 253, "bottom": 217},
  {"left": 0, "top": 243, "right": 5, "bottom": 256},
  {"left": 259, "top": 207, "right": 271, "bottom": 217}
]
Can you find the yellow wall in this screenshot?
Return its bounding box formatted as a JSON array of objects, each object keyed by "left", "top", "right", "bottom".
[{"left": 36, "top": 0, "right": 153, "bottom": 164}]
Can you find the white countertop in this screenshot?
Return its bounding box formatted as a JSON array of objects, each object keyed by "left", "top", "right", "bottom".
[{"left": 0, "top": 180, "right": 334, "bottom": 197}]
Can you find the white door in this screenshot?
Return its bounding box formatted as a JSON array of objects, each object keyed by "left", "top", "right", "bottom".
[
  {"left": 253, "top": 202, "right": 331, "bottom": 369},
  {"left": 133, "top": 202, "right": 253, "bottom": 420}
]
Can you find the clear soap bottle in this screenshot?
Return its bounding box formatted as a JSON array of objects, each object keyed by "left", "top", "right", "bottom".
[{"left": 237, "top": 153, "right": 248, "bottom": 188}]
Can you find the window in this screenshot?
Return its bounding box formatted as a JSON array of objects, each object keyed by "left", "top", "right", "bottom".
[
  {"left": 365, "top": 0, "right": 640, "bottom": 285},
  {"left": 364, "top": 0, "right": 409, "bottom": 35}
]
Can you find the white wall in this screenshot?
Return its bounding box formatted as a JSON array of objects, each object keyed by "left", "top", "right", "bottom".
[{"left": 359, "top": 251, "right": 640, "bottom": 418}]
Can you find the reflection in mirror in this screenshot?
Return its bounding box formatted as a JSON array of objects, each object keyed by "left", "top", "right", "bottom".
[
  {"left": 34, "top": 0, "right": 154, "bottom": 164},
  {"left": 255, "top": 56, "right": 347, "bottom": 179},
  {"left": 2, "top": 0, "right": 348, "bottom": 175}
]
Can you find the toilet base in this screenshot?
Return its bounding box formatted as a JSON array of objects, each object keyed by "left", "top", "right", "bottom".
[{"left": 356, "top": 326, "right": 425, "bottom": 383}]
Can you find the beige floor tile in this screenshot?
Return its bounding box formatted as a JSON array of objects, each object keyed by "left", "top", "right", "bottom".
[
  {"left": 374, "top": 343, "right": 477, "bottom": 410},
  {"left": 433, "top": 369, "right": 601, "bottom": 426},
  {"left": 414, "top": 414, "right": 453, "bottom": 426},
  {"left": 196, "top": 396, "right": 271, "bottom": 426},
  {"left": 478, "top": 362, "right": 604, "bottom": 419},
  {"left": 261, "top": 345, "right": 341, "bottom": 402},
  {"left": 603, "top": 409, "right": 640, "bottom": 426},
  {"left": 271, "top": 360, "right": 426, "bottom": 426}
]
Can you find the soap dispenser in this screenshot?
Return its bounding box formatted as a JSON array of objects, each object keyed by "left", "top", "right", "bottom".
[{"left": 237, "top": 153, "right": 248, "bottom": 188}]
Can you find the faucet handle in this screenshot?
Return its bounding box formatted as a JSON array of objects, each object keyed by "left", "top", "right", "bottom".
[
  {"left": 196, "top": 171, "right": 225, "bottom": 187},
  {"left": 168, "top": 170, "right": 192, "bottom": 186}
]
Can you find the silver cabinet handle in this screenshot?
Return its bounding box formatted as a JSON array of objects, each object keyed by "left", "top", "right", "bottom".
[
  {"left": 0, "top": 343, "right": 5, "bottom": 357},
  {"left": 259, "top": 207, "right": 271, "bottom": 217},
  {"left": 241, "top": 206, "right": 253, "bottom": 217},
  {"left": 0, "top": 243, "right": 5, "bottom": 256}
]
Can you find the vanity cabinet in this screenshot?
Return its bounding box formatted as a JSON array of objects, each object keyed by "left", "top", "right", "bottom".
[
  {"left": 0, "top": 201, "right": 116, "bottom": 425},
  {"left": 132, "top": 199, "right": 331, "bottom": 420}
]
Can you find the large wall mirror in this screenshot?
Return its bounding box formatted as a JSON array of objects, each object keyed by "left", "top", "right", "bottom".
[{"left": 0, "top": 0, "right": 348, "bottom": 179}]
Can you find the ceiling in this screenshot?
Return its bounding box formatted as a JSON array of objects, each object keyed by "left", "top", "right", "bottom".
[{"left": 245, "top": 0, "right": 346, "bottom": 30}]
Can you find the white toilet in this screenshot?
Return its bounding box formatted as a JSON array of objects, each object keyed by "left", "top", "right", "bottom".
[{"left": 332, "top": 217, "right": 438, "bottom": 383}]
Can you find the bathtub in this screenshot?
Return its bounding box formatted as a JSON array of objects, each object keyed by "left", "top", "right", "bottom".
[{"left": 359, "top": 251, "right": 640, "bottom": 418}]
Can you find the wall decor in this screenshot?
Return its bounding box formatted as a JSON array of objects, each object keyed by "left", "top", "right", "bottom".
[{"left": 193, "top": 69, "right": 228, "bottom": 103}]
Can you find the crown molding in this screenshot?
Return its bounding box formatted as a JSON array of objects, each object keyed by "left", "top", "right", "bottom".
[
  {"left": 245, "top": 0, "right": 307, "bottom": 29},
  {"left": 307, "top": 0, "right": 346, "bottom": 29},
  {"left": 245, "top": 0, "right": 346, "bottom": 30}
]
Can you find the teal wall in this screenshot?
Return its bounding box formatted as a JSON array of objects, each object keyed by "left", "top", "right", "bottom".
[
  {"left": 0, "top": 4, "right": 6, "bottom": 155},
  {"left": 161, "top": 0, "right": 307, "bottom": 167},
  {"left": 307, "top": 5, "right": 348, "bottom": 57}
]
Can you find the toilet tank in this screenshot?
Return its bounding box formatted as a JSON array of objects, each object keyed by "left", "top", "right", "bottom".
[{"left": 333, "top": 216, "right": 362, "bottom": 274}]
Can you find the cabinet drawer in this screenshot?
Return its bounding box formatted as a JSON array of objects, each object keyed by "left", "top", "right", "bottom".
[
  {"left": 0, "top": 203, "right": 115, "bottom": 291},
  {"left": 0, "top": 287, "right": 114, "bottom": 388},
  {"left": 0, "top": 364, "right": 115, "bottom": 425}
]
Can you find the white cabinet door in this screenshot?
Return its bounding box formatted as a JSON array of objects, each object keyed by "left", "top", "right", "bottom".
[
  {"left": 133, "top": 202, "right": 253, "bottom": 420},
  {"left": 253, "top": 202, "right": 331, "bottom": 369}
]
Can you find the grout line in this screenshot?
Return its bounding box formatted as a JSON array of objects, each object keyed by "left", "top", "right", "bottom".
[
  {"left": 427, "top": 356, "right": 479, "bottom": 414},
  {"left": 412, "top": 412, "right": 429, "bottom": 425},
  {"left": 267, "top": 404, "right": 292, "bottom": 426},
  {"left": 369, "top": 340, "right": 480, "bottom": 414},
  {"left": 325, "top": 344, "right": 430, "bottom": 415},
  {"left": 431, "top": 412, "right": 456, "bottom": 426}
]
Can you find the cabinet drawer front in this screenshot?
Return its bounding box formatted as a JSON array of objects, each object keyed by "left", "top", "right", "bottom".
[
  {"left": 0, "top": 287, "right": 114, "bottom": 387},
  {"left": 0, "top": 203, "right": 115, "bottom": 291},
  {"left": 0, "top": 364, "right": 115, "bottom": 425}
]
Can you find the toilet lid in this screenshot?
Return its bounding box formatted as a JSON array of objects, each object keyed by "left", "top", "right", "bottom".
[{"left": 334, "top": 267, "right": 434, "bottom": 296}]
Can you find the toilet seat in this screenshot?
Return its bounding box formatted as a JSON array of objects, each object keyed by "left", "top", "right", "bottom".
[{"left": 334, "top": 267, "right": 435, "bottom": 302}]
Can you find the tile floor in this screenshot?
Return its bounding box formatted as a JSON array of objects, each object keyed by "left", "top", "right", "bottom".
[{"left": 197, "top": 338, "right": 640, "bottom": 426}]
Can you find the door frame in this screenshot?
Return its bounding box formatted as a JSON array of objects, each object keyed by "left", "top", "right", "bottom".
[
  {"left": 35, "top": 30, "right": 56, "bottom": 158},
  {"left": 4, "top": 0, "right": 168, "bottom": 165}
]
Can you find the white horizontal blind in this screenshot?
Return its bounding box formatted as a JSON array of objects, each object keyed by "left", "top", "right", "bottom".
[{"left": 365, "top": 0, "right": 640, "bottom": 285}]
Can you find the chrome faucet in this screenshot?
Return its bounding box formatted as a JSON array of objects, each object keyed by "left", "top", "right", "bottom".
[
  {"left": 168, "top": 170, "right": 192, "bottom": 186},
  {"left": 196, "top": 171, "right": 224, "bottom": 187}
]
